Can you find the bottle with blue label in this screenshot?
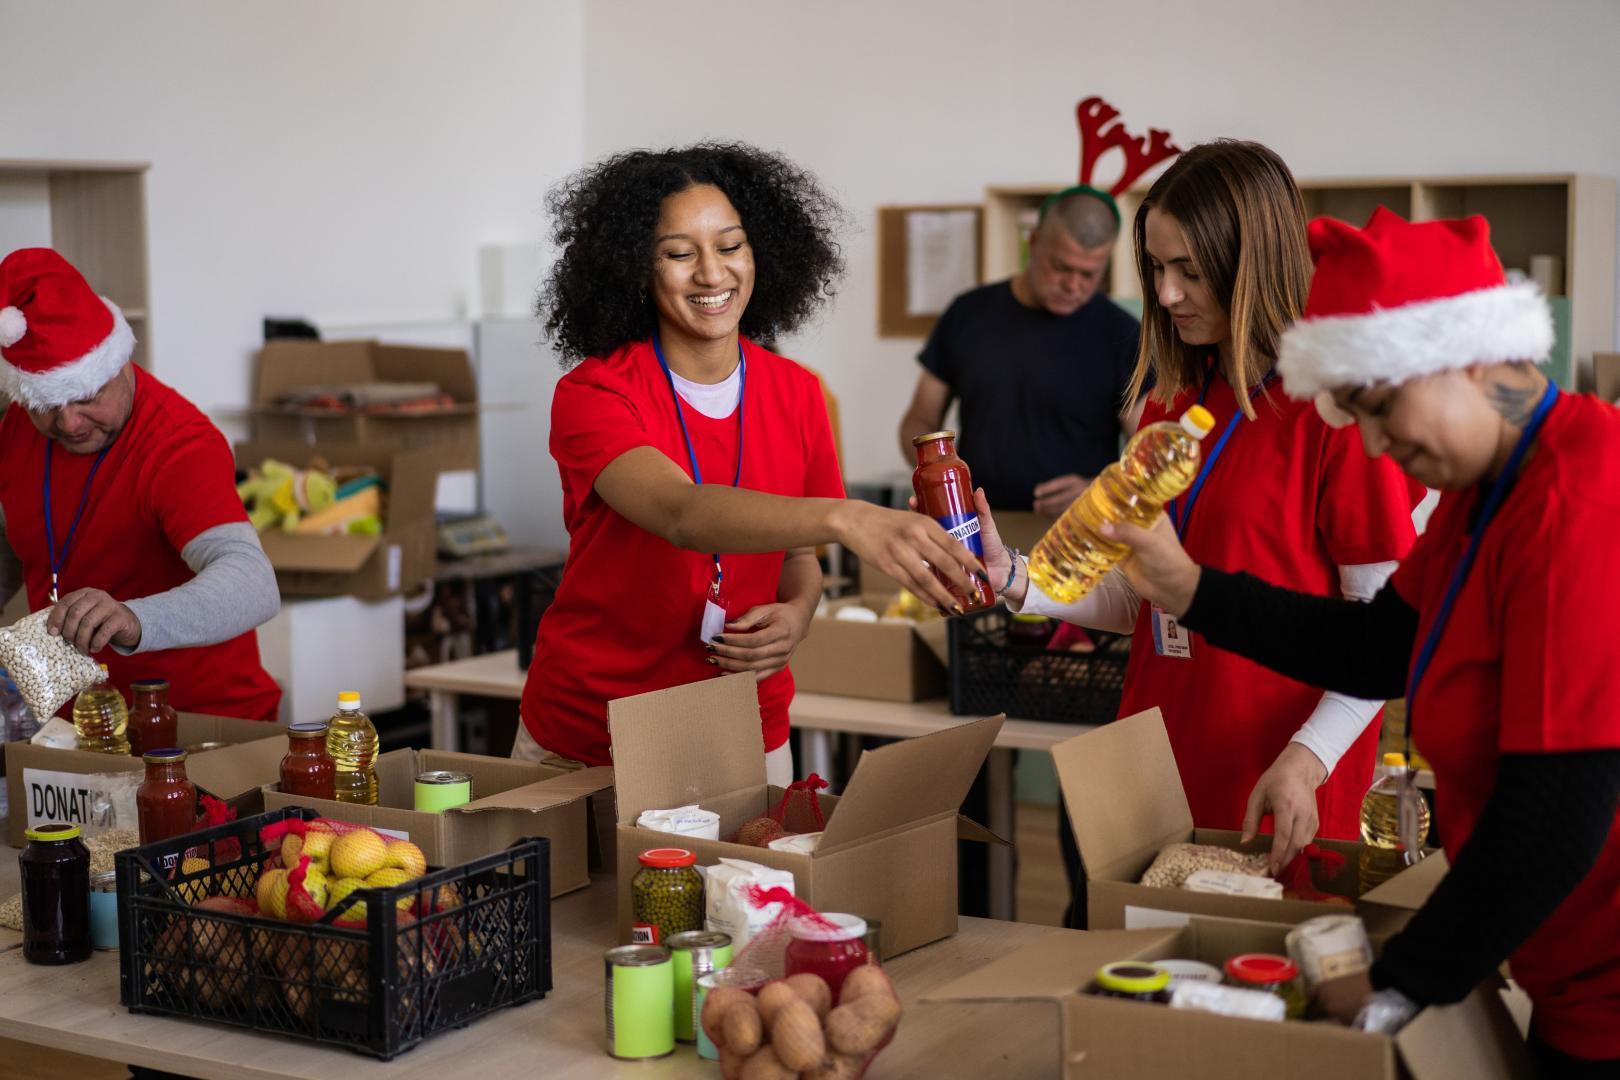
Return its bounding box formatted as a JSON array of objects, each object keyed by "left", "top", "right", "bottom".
[{"left": 911, "top": 430, "right": 995, "bottom": 612}]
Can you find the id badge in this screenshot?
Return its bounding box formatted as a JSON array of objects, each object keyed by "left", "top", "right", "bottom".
[
  {"left": 700, "top": 571, "right": 728, "bottom": 645},
  {"left": 1397, "top": 769, "right": 1425, "bottom": 864},
  {"left": 1151, "top": 605, "right": 1192, "bottom": 659}
]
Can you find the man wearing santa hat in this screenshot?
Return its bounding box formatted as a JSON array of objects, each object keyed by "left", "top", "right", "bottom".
[{"left": 0, "top": 247, "right": 280, "bottom": 722}]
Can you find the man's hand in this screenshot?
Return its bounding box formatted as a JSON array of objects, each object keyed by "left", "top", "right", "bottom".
[
  {"left": 47, "top": 588, "right": 141, "bottom": 654},
  {"left": 1033, "top": 474, "right": 1092, "bottom": 519},
  {"left": 1243, "top": 742, "right": 1329, "bottom": 875},
  {"left": 709, "top": 603, "right": 813, "bottom": 682}
]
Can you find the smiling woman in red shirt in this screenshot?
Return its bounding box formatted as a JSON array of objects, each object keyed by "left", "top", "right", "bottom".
[{"left": 513, "top": 144, "right": 985, "bottom": 784}]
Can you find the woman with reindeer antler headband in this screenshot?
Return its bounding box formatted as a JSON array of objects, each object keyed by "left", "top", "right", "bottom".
[{"left": 981, "top": 135, "right": 1425, "bottom": 884}]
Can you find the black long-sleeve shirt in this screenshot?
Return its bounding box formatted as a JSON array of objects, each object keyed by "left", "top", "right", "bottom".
[{"left": 1183, "top": 568, "right": 1620, "bottom": 1006}]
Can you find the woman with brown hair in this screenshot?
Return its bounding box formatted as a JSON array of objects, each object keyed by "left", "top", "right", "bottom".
[{"left": 984, "top": 141, "right": 1422, "bottom": 875}]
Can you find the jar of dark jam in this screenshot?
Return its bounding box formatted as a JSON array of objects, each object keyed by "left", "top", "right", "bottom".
[
  {"left": 1092, "top": 961, "right": 1171, "bottom": 1003},
  {"left": 20, "top": 823, "right": 92, "bottom": 965}
]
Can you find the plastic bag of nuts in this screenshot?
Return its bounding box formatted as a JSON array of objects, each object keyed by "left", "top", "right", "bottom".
[{"left": 0, "top": 608, "right": 104, "bottom": 723}]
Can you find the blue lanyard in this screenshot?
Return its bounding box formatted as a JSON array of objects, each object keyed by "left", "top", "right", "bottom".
[
  {"left": 1168, "top": 368, "right": 1273, "bottom": 539},
  {"left": 652, "top": 333, "right": 746, "bottom": 591},
  {"left": 1402, "top": 380, "right": 1560, "bottom": 750},
  {"left": 43, "top": 441, "right": 111, "bottom": 602}
]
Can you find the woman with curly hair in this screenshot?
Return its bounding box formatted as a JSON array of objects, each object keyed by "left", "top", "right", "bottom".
[{"left": 514, "top": 142, "right": 983, "bottom": 782}]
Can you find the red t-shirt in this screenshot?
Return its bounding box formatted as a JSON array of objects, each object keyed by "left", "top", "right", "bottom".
[
  {"left": 1391, "top": 392, "right": 1620, "bottom": 1059},
  {"left": 521, "top": 338, "right": 845, "bottom": 767},
  {"left": 1118, "top": 374, "right": 1421, "bottom": 838},
  {"left": 0, "top": 367, "right": 281, "bottom": 721}
]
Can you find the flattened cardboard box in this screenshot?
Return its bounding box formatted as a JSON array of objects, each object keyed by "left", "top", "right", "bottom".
[
  {"left": 923, "top": 913, "right": 1531, "bottom": 1080},
  {"left": 791, "top": 591, "right": 948, "bottom": 702},
  {"left": 4, "top": 714, "right": 283, "bottom": 847},
  {"left": 263, "top": 748, "right": 612, "bottom": 898},
  {"left": 609, "top": 673, "right": 1003, "bottom": 958},
  {"left": 235, "top": 440, "right": 439, "bottom": 600},
  {"left": 250, "top": 340, "right": 482, "bottom": 470},
  {"left": 1056, "top": 708, "right": 1446, "bottom": 933}
]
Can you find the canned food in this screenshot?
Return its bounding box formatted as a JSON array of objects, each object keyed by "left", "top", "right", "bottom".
[
  {"left": 184, "top": 741, "right": 230, "bottom": 754},
  {"left": 695, "top": 964, "right": 769, "bottom": 1062},
  {"left": 604, "top": 945, "right": 674, "bottom": 1060},
  {"left": 669, "top": 930, "right": 732, "bottom": 1043},
  {"left": 89, "top": 869, "right": 119, "bottom": 950},
  {"left": 414, "top": 770, "right": 473, "bottom": 812}
]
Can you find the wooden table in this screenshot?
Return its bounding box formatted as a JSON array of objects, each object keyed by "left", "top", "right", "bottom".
[
  {"left": 403, "top": 650, "right": 1095, "bottom": 920},
  {"left": 0, "top": 849, "right": 1058, "bottom": 1079}
]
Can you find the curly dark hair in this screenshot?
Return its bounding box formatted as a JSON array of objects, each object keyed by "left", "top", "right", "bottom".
[{"left": 538, "top": 142, "right": 846, "bottom": 366}]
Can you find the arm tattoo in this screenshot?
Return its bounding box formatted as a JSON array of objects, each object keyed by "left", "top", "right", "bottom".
[{"left": 1488, "top": 380, "right": 1538, "bottom": 425}]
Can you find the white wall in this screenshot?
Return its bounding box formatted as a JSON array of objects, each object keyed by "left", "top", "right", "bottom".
[
  {"left": 582, "top": 0, "right": 1620, "bottom": 483},
  {"left": 0, "top": 0, "right": 585, "bottom": 432}
]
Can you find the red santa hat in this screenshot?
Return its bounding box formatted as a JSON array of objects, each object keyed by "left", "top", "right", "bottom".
[
  {"left": 1278, "top": 207, "right": 1553, "bottom": 427},
  {"left": 0, "top": 247, "right": 136, "bottom": 411}
]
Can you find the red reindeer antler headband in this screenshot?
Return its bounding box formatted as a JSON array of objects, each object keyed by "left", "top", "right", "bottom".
[{"left": 1041, "top": 96, "right": 1182, "bottom": 226}]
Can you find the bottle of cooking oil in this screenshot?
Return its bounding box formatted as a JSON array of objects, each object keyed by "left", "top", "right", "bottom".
[
  {"left": 73, "top": 664, "right": 130, "bottom": 755},
  {"left": 1028, "top": 406, "right": 1216, "bottom": 604},
  {"left": 1357, "top": 752, "right": 1431, "bottom": 893},
  {"left": 325, "top": 690, "right": 378, "bottom": 805}
]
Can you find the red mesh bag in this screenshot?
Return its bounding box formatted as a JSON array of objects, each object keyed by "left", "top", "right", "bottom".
[
  {"left": 770, "top": 773, "right": 829, "bottom": 832},
  {"left": 1277, "top": 843, "right": 1350, "bottom": 903}
]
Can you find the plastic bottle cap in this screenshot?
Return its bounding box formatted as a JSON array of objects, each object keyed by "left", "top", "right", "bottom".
[
  {"left": 1382, "top": 752, "right": 1407, "bottom": 768},
  {"left": 1224, "top": 953, "right": 1300, "bottom": 984},
  {"left": 97, "top": 662, "right": 109, "bottom": 674},
  {"left": 1096, "top": 961, "right": 1170, "bottom": 994},
  {"left": 637, "top": 847, "right": 697, "bottom": 868},
  {"left": 337, "top": 691, "right": 362, "bottom": 709},
  {"left": 1180, "top": 405, "right": 1217, "bottom": 438},
  {"left": 25, "top": 823, "right": 83, "bottom": 842},
  {"left": 788, "top": 912, "right": 867, "bottom": 942}
]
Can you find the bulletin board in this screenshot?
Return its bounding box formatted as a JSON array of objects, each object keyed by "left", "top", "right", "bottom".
[{"left": 877, "top": 204, "right": 983, "bottom": 338}]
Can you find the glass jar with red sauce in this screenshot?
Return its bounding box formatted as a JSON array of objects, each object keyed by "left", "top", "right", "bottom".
[
  {"left": 136, "top": 748, "right": 197, "bottom": 846},
  {"left": 126, "top": 679, "right": 179, "bottom": 758},
  {"left": 911, "top": 431, "right": 994, "bottom": 612},
  {"left": 784, "top": 912, "right": 871, "bottom": 1002},
  {"left": 280, "top": 721, "right": 336, "bottom": 799}
]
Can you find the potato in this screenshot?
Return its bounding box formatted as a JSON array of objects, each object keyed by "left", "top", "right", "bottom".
[
  {"left": 722, "top": 999, "right": 764, "bottom": 1055},
  {"left": 837, "top": 964, "right": 894, "bottom": 1005},
  {"left": 851, "top": 990, "right": 902, "bottom": 1030},
  {"left": 736, "top": 816, "right": 786, "bottom": 847},
  {"left": 769, "top": 998, "right": 827, "bottom": 1071},
  {"left": 804, "top": 1053, "right": 867, "bottom": 1080},
  {"left": 784, "top": 972, "right": 833, "bottom": 1019},
  {"left": 739, "top": 1044, "right": 796, "bottom": 1080},
  {"left": 756, "top": 980, "right": 800, "bottom": 1029},
  {"left": 719, "top": 1047, "right": 748, "bottom": 1080},
  {"left": 826, "top": 998, "right": 894, "bottom": 1056},
  {"left": 703, "top": 986, "right": 754, "bottom": 1048}
]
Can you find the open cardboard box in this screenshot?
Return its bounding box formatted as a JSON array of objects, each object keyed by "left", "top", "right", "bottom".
[
  {"left": 263, "top": 748, "right": 612, "bottom": 897},
  {"left": 608, "top": 673, "right": 1004, "bottom": 957},
  {"left": 1057, "top": 708, "right": 1446, "bottom": 932},
  {"left": 790, "top": 591, "right": 948, "bottom": 702},
  {"left": 1595, "top": 351, "right": 1620, "bottom": 403},
  {"left": 4, "top": 714, "right": 283, "bottom": 847},
  {"left": 245, "top": 340, "right": 483, "bottom": 470},
  {"left": 923, "top": 913, "right": 1531, "bottom": 1079},
  {"left": 235, "top": 440, "right": 439, "bottom": 600}
]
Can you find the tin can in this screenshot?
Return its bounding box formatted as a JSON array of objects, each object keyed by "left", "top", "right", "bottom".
[
  {"left": 669, "top": 930, "right": 732, "bottom": 1043},
  {"left": 184, "top": 741, "right": 230, "bottom": 754},
  {"left": 695, "top": 964, "right": 769, "bottom": 1062},
  {"left": 414, "top": 770, "right": 473, "bottom": 812},
  {"left": 604, "top": 945, "right": 674, "bottom": 1060},
  {"left": 858, "top": 916, "right": 883, "bottom": 962},
  {"left": 89, "top": 869, "right": 119, "bottom": 950}
]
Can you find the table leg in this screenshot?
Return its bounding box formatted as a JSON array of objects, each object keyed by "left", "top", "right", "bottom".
[
  {"left": 988, "top": 747, "right": 1015, "bottom": 921},
  {"left": 429, "top": 690, "right": 460, "bottom": 753}
]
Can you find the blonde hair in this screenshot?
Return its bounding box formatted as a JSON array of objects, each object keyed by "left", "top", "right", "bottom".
[{"left": 1125, "top": 140, "right": 1311, "bottom": 418}]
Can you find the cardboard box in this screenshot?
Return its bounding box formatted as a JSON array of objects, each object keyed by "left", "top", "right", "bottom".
[
  {"left": 4, "top": 714, "right": 283, "bottom": 847},
  {"left": 790, "top": 592, "right": 948, "bottom": 702},
  {"left": 923, "top": 914, "right": 1531, "bottom": 1080},
  {"left": 263, "top": 748, "right": 613, "bottom": 898},
  {"left": 235, "top": 441, "right": 439, "bottom": 600},
  {"left": 249, "top": 340, "right": 482, "bottom": 470},
  {"left": 608, "top": 672, "right": 1003, "bottom": 958},
  {"left": 1595, "top": 351, "right": 1620, "bottom": 402},
  {"left": 1057, "top": 708, "right": 1446, "bottom": 932}
]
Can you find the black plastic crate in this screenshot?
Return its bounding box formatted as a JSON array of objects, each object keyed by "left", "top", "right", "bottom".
[
  {"left": 947, "top": 606, "right": 1132, "bottom": 724},
  {"left": 116, "top": 807, "right": 551, "bottom": 1060}
]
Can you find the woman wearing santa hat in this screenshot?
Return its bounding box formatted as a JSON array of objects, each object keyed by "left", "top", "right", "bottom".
[
  {"left": 1105, "top": 207, "right": 1620, "bottom": 1074},
  {"left": 0, "top": 247, "right": 281, "bottom": 721}
]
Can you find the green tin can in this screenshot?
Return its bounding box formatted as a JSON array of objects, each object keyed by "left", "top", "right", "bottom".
[
  {"left": 668, "top": 930, "right": 732, "bottom": 1043},
  {"left": 414, "top": 770, "right": 472, "bottom": 812},
  {"left": 604, "top": 945, "right": 674, "bottom": 1060}
]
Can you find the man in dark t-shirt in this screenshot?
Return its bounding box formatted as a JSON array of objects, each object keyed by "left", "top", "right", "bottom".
[{"left": 899, "top": 191, "right": 1144, "bottom": 515}]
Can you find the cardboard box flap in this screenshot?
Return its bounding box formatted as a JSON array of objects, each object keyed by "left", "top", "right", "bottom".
[
  {"left": 1360, "top": 850, "right": 1448, "bottom": 911},
  {"left": 373, "top": 344, "right": 478, "bottom": 403},
  {"left": 923, "top": 928, "right": 1178, "bottom": 1004},
  {"left": 460, "top": 766, "right": 615, "bottom": 814},
  {"left": 817, "top": 714, "right": 1003, "bottom": 851},
  {"left": 957, "top": 816, "right": 1011, "bottom": 846},
  {"left": 1053, "top": 708, "right": 1193, "bottom": 878},
  {"left": 608, "top": 673, "right": 764, "bottom": 823},
  {"left": 257, "top": 531, "right": 378, "bottom": 572},
  {"left": 185, "top": 735, "right": 286, "bottom": 799},
  {"left": 382, "top": 446, "right": 441, "bottom": 526},
  {"left": 255, "top": 340, "right": 376, "bottom": 401},
  {"left": 1395, "top": 981, "right": 1533, "bottom": 1080},
  {"left": 1596, "top": 353, "right": 1620, "bottom": 402},
  {"left": 914, "top": 616, "right": 949, "bottom": 668}
]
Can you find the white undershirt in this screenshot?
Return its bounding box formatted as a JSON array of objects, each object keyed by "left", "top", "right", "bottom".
[{"left": 671, "top": 364, "right": 742, "bottom": 419}]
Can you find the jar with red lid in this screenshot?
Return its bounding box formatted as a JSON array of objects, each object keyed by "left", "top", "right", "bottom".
[
  {"left": 630, "top": 848, "right": 704, "bottom": 946},
  {"left": 136, "top": 748, "right": 198, "bottom": 847},
  {"left": 280, "top": 721, "right": 336, "bottom": 799},
  {"left": 784, "top": 912, "right": 870, "bottom": 1002},
  {"left": 1224, "top": 953, "right": 1307, "bottom": 1019},
  {"left": 126, "top": 679, "right": 178, "bottom": 758}
]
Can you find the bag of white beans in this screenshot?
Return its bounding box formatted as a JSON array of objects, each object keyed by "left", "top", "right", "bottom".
[{"left": 0, "top": 609, "right": 104, "bottom": 723}]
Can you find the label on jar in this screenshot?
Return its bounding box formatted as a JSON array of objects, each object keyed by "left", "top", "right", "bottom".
[
  {"left": 934, "top": 511, "right": 984, "bottom": 559},
  {"left": 632, "top": 923, "right": 660, "bottom": 946}
]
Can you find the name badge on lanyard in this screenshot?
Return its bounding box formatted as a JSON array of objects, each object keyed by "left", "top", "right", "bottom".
[{"left": 652, "top": 334, "right": 746, "bottom": 645}]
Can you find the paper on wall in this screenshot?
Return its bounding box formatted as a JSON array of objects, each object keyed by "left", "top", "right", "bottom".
[{"left": 906, "top": 209, "right": 979, "bottom": 317}]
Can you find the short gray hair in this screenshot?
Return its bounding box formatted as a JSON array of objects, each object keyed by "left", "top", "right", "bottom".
[{"left": 1040, "top": 192, "right": 1120, "bottom": 249}]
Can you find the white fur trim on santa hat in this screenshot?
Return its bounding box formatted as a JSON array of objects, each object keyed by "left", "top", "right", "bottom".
[
  {"left": 0, "top": 298, "right": 135, "bottom": 410},
  {"left": 0, "top": 306, "right": 24, "bottom": 347},
  {"left": 1278, "top": 283, "right": 1553, "bottom": 402}
]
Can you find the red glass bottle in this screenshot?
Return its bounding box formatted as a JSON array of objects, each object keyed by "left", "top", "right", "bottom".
[
  {"left": 280, "top": 721, "right": 336, "bottom": 799},
  {"left": 911, "top": 431, "right": 994, "bottom": 611},
  {"left": 136, "top": 748, "right": 197, "bottom": 846},
  {"left": 784, "top": 913, "right": 871, "bottom": 1003},
  {"left": 126, "top": 679, "right": 178, "bottom": 758}
]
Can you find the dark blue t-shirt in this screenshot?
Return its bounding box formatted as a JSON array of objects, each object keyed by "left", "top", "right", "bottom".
[{"left": 918, "top": 281, "right": 1143, "bottom": 511}]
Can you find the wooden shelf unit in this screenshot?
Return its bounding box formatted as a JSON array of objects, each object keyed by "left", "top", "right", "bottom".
[
  {"left": 983, "top": 174, "right": 1616, "bottom": 387},
  {"left": 0, "top": 159, "right": 152, "bottom": 369}
]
